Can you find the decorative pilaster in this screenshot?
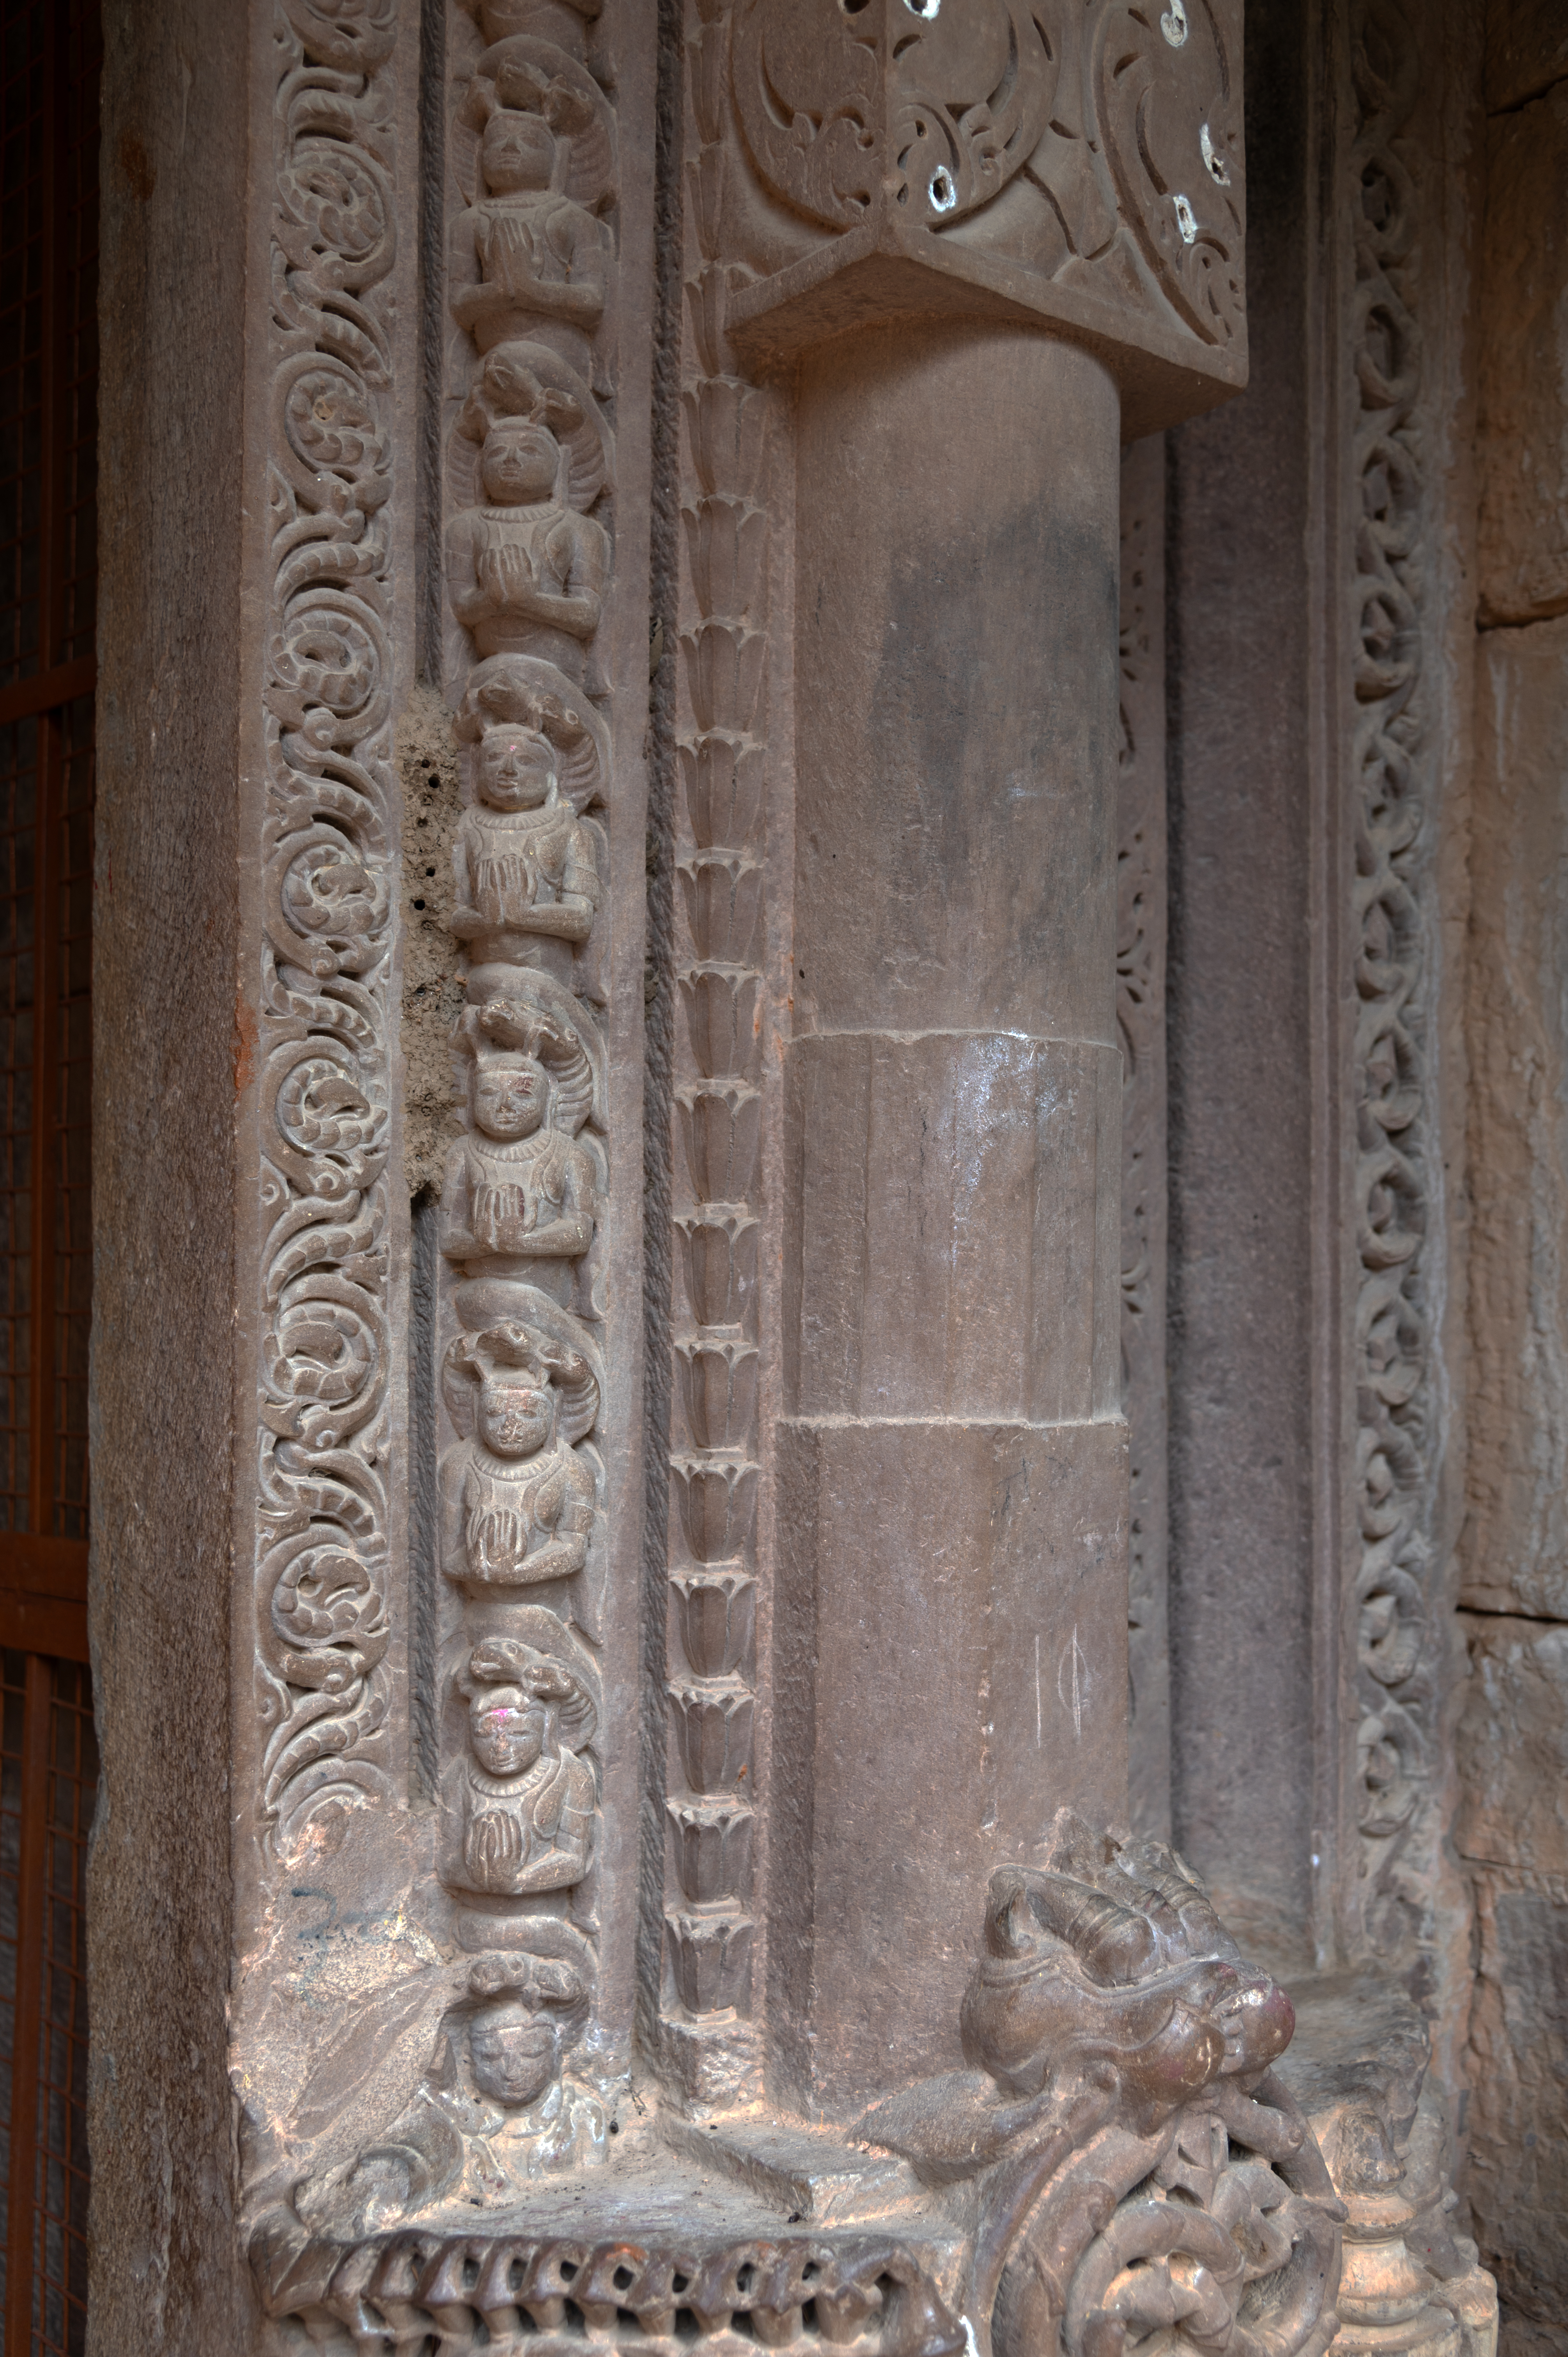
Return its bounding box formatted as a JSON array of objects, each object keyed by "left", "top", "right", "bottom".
[{"left": 659, "top": 9, "right": 772, "bottom": 2087}]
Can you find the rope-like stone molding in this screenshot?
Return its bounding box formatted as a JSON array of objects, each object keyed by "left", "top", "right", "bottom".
[
  {"left": 256, "top": 0, "right": 401, "bottom": 1850},
  {"left": 1347, "top": 0, "right": 1438, "bottom": 1970}
]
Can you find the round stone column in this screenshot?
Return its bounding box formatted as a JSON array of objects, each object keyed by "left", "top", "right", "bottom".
[{"left": 774, "top": 323, "right": 1128, "bottom": 2111}]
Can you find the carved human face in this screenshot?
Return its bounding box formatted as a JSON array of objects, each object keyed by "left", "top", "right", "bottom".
[
  {"left": 481, "top": 109, "right": 554, "bottom": 196},
  {"left": 479, "top": 726, "right": 556, "bottom": 811},
  {"left": 469, "top": 2001, "right": 558, "bottom": 2108},
  {"left": 477, "top": 1375, "right": 552, "bottom": 1460},
  {"left": 481, "top": 424, "right": 558, "bottom": 507},
  {"left": 473, "top": 1055, "right": 546, "bottom": 1140},
  {"left": 470, "top": 1682, "right": 549, "bottom": 1776}
]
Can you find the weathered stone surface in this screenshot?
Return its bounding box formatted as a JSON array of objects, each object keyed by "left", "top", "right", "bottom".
[
  {"left": 91, "top": 2, "right": 252, "bottom": 2346},
  {"left": 1486, "top": 0, "right": 1568, "bottom": 115},
  {"left": 1164, "top": 0, "right": 1317, "bottom": 1963},
  {"left": 1457, "top": 1616, "right": 1568, "bottom": 1877},
  {"left": 1464, "top": 1867, "right": 1568, "bottom": 2323},
  {"left": 1118, "top": 435, "right": 1171, "bottom": 1842},
  {"left": 1477, "top": 86, "right": 1568, "bottom": 625},
  {"left": 399, "top": 683, "right": 465, "bottom": 1200},
  {"left": 1462, "top": 617, "right": 1568, "bottom": 1618},
  {"left": 773, "top": 1419, "right": 1129, "bottom": 2111}
]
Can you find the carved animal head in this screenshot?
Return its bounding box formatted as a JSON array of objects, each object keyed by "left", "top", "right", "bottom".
[{"left": 960, "top": 1813, "right": 1294, "bottom": 2125}]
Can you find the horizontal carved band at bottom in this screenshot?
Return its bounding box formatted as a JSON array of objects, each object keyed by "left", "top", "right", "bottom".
[{"left": 253, "top": 2223, "right": 964, "bottom": 2355}]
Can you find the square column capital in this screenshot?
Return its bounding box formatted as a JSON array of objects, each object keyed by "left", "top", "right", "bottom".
[{"left": 702, "top": 0, "right": 1247, "bottom": 435}]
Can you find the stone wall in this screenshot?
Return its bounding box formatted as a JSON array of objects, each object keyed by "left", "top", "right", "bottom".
[{"left": 1458, "top": 1, "right": 1568, "bottom": 2333}]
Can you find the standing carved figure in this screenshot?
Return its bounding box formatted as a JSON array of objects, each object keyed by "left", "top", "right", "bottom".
[
  {"left": 452, "top": 647, "right": 611, "bottom": 1006},
  {"left": 449, "top": 39, "right": 614, "bottom": 376},
  {"left": 444, "top": 405, "right": 610, "bottom": 677},
  {"left": 445, "top": 1624, "right": 599, "bottom": 1898},
  {"left": 440, "top": 1000, "right": 602, "bottom": 1295},
  {"left": 440, "top": 1319, "right": 599, "bottom": 1594},
  {"left": 452, "top": 694, "right": 602, "bottom": 967}
]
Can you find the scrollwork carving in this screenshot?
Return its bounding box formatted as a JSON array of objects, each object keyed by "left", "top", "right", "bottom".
[
  {"left": 1345, "top": 0, "right": 1440, "bottom": 1977},
  {"left": 257, "top": 0, "right": 403, "bottom": 1849},
  {"left": 728, "top": 0, "right": 880, "bottom": 231},
  {"left": 1095, "top": 0, "right": 1244, "bottom": 346},
  {"left": 710, "top": 0, "right": 1246, "bottom": 387}
]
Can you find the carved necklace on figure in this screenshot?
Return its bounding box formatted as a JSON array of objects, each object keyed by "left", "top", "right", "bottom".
[
  {"left": 462, "top": 1443, "right": 576, "bottom": 1583},
  {"left": 478, "top": 194, "right": 588, "bottom": 291},
  {"left": 466, "top": 802, "right": 592, "bottom": 926},
  {"left": 462, "top": 1750, "right": 579, "bottom": 1890},
  {"left": 465, "top": 1127, "right": 576, "bottom": 1255}
]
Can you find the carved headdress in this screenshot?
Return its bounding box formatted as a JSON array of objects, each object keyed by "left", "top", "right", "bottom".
[
  {"left": 458, "top": 993, "right": 598, "bottom": 1140},
  {"left": 455, "top": 36, "right": 615, "bottom": 210},
  {"left": 454, "top": 343, "right": 611, "bottom": 514},
  {"left": 443, "top": 1319, "right": 600, "bottom": 1449},
  {"left": 456, "top": 1618, "right": 600, "bottom": 1754},
  {"left": 453, "top": 651, "right": 610, "bottom": 813}
]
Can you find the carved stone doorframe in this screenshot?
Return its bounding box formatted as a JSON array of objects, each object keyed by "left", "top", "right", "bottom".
[{"left": 85, "top": 7, "right": 1472, "bottom": 2354}]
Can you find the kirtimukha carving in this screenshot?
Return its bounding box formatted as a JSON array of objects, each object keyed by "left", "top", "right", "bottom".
[
  {"left": 860, "top": 1815, "right": 1341, "bottom": 2357},
  {"left": 256, "top": 0, "right": 401, "bottom": 1849}
]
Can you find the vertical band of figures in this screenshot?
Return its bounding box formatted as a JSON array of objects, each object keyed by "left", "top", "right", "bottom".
[
  {"left": 1347, "top": 0, "right": 1438, "bottom": 1971},
  {"left": 258, "top": 0, "right": 401, "bottom": 1850},
  {"left": 661, "top": 0, "right": 768, "bottom": 2036},
  {"left": 432, "top": 0, "right": 616, "bottom": 2050}
]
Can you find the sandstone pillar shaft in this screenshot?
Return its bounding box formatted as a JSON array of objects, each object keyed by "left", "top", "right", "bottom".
[{"left": 775, "top": 325, "right": 1126, "bottom": 2109}]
